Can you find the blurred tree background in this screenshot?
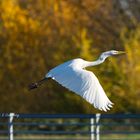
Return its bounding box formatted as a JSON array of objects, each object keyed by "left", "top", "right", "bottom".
[{"left": 0, "top": 0, "right": 139, "bottom": 113}]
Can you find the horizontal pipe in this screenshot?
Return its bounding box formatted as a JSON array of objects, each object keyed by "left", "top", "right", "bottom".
[
  {"left": 1, "top": 114, "right": 140, "bottom": 119},
  {"left": 1, "top": 130, "right": 140, "bottom": 135}
]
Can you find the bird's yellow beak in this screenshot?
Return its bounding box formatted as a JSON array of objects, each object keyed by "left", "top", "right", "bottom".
[{"left": 117, "top": 51, "right": 125, "bottom": 55}]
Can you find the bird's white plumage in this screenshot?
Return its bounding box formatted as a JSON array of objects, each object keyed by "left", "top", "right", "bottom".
[{"left": 46, "top": 58, "right": 113, "bottom": 111}]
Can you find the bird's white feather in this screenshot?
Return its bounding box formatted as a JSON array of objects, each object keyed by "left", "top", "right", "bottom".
[{"left": 46, "top": 59, "right": 113, "bottom": 111}]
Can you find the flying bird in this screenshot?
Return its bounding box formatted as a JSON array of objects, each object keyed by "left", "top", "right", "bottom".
[{"left": 29, "top": 50, "right": 125, "bottom": 112}]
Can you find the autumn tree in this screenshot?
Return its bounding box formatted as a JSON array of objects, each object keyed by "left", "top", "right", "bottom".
[{"left": 0, "top": 0, "right": 139, "bottom": 113}]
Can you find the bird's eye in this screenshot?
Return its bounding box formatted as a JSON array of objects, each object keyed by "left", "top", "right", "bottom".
[{"left": 112, "top": 51, "right": 118, "bottom": 54}]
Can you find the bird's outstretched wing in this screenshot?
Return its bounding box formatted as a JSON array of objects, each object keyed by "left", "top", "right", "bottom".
[{"left": 47, "top": 68, "right": 113, "bottom": 111}]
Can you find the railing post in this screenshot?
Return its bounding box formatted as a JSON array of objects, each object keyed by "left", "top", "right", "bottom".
[
  {"left": 90, "top": 117, "right": 95, "bottom": 140},
  {"left": 95, "top": 113, "right": 101, "bottom": 140},
  {"left": 8, "top": 113, "right": 14, "bottom": 140}
]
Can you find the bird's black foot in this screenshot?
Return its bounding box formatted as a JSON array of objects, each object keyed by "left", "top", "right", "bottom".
[{"left": 28, "top": 83, "right": 38, "bottom": 90}]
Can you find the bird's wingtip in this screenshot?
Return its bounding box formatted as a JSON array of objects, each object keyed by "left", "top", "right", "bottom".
[{"left": 98, "top": 102, "right": 114, "bottom": 112}]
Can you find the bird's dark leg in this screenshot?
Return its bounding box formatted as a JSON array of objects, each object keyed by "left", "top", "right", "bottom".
[{"left": 28, "top": 77, "right": 51, "bottom": 90}]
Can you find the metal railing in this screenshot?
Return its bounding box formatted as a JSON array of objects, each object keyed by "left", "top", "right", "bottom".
[{"left": 0, "top": 113, "right": 140, "bottom": 140}]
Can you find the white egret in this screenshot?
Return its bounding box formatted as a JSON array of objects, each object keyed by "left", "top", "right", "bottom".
[{"left": 29, "top": 50, "right": 125, "bottom": 112}]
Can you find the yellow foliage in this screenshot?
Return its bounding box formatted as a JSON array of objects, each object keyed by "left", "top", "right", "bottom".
[
  {"left": 72, "top": 28, "right": 93, "bottom": 60},
  {"left": 0, "top": 0, "right": 139, "bottom": 113},
  {"left": 1, "top": 0, "right": 39, "bottom": 33},
  {"left": 120, "top": 25, "right": 140, "bottom": 111}
]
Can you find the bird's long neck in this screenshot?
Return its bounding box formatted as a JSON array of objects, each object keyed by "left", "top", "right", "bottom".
[{"left": 84, "top": 54, "right": 108, "bottom": 68}]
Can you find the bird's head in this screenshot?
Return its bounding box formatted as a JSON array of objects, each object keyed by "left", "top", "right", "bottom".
[
  {"left": 100, "top": 50, "right": 125, "bottom": 61},
  {"left": 104, "top": 50, "right": 125, "bottom": 56}
]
